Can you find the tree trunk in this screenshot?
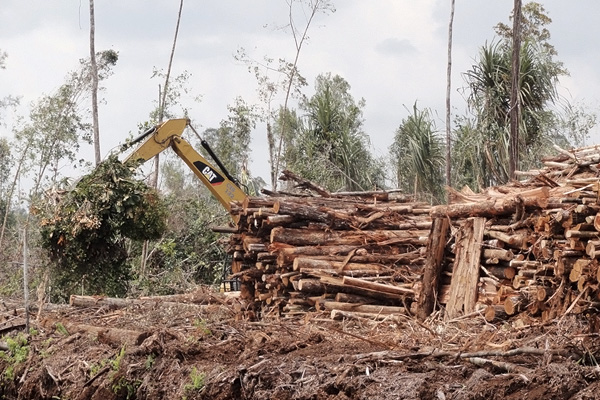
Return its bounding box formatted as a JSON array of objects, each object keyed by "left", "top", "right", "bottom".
[
  {"left": 89, "top": 0, "right": 101, "bottom": 166},
  {"left": 0, "top": 145, "right": 29, "bottom": 252},
  {"left": 270, "top": 226, "right": 429, "bottom": 246},
  {"left": 341, "top": 276, "right": 414, "bottom": 296},
  {"left": 509, "top": 0, "right": 522, "bottom": 179},
  {"left": 273, "top": 1, "right": 322, "bottom": 190},
  {"left": 293, "top": 257, "right": 387, "bottom": 273},
  {"left": 152, "top": 0, "right": 184, "bottom": 185},
  {"left": 417, "top": 217, "right": 450, "bottom": 320},
  {"left": 320, "top": 301, "right": 406, "bottom": 315},
  {"left": 431, "top": 187, "right": 548, "bottom": 218},
  {"left": 142, "top": 0, "right": 184, "bottom": 276},
  {"left": 446, "top": 217, "right": 485, "bottom": 318},
  {"left": 42, "top": 318, "right": 148, "bottom": 348},
  {"left": 69, "top": 295, "right": 228, "bottom": 313},
  {"left": 445, "top": 0, "right": 456, "bottom": 190}
]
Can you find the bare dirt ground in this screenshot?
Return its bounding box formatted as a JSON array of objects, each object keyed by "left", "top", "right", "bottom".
[{"left": 1, "top": 289, "right": 600, "bottom": 400}]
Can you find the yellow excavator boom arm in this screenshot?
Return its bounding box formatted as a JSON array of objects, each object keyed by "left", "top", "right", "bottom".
[{"left": 124, "top": 119, "right": 247, "bottom": 213}]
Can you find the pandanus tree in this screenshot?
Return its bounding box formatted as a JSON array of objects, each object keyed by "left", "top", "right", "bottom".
[
  {"left": 391, "top": 104, "right": 445, "bottom": 204},
  {"left": 457, "top": 40, "right": 560, "bottom": 188},
  {"left": 454, "top": 2, "right": 567, "bottom": 189},
  {"left": 283, "top": 73, "right": 385, "bottom": 192}
]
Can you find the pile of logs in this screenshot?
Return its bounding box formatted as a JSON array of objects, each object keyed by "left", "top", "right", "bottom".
[
  {"left": 219, "top": 145, "right": 600, "bottom": 324},
  {"left": 220, "top": 179, "right": 431, "bottom": 316}
]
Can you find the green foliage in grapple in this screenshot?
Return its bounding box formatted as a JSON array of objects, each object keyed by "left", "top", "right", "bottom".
[{"left": 39, "top": 155, "right": 168, "bottom": 300}]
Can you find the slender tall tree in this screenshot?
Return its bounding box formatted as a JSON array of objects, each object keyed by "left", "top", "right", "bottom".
[
  {"left": 445, "top": 0, "right": 455, "bottom": 192},
  {"left": 152, "top": 0, "right": 184, "bottom": 188},
  {"left": 457, "top": 3, "right": 565, "bottom": 189},
  {"left": 142, "top": 0, "right": 184, "bottom": 276},
  {"left": 89, "top": 0, "right": 101, "bottom": 166},
  {"left": 509, "top": 0, "right": 522, "bottom": 179}
]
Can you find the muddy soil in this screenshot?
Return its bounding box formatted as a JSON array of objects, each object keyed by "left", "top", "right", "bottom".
[{"left": 1, "top": 291, "right": 600, "bottom": 400}]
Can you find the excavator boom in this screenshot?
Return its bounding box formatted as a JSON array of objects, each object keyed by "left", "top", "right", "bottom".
[{"left": 124, "top": 119, "right": 247, "bottom": 213}]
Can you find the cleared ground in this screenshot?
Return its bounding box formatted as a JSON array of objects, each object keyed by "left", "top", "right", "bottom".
[{"left": 1, "top": 288, "right": 599, "bottom": 400}]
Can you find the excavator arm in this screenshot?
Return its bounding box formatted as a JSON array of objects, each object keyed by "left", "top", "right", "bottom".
[{"left": 124, "top": 118, "right": 247, "bottom": 213}]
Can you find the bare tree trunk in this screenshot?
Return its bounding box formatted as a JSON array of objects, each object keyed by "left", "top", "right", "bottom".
[
  {"left": 22, "top": 227, "right": 29, "bottom": 332},
  {"left": 89, "top": 0, "right": 101, "bottom": 166},
  {"left": 509, "top": 0, "right": 522, "bottom": 180},
  {"left": 267, "top": 122, "right": 276, "bottom": 188},
  {"left": 0, "top": 146, "right": 29, "bottom": 252},
  {"left": 445, "top": 0, "right": 455, "bottom": 195},
  {"left": 417, "top": 217, "right": 450, "bottom": 320},
  {"left": 152, "top": 0, "right": 184, "bottom": 188},
  {"left": 142, "top": 0, "right": 184, "bottom": 276}
]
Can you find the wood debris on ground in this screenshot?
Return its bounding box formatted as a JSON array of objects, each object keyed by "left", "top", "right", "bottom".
[{"left": 219, "top": 145, "right": 600, "bottom": 326}]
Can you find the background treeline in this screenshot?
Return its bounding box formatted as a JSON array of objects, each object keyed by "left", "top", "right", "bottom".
[{"left": 0, "top": 1, "right": 596, "bottom": 301}]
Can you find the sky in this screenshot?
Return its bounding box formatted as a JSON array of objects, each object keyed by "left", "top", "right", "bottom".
[{"left": 2, "top": 0, "right": 600, "bottom": 185}]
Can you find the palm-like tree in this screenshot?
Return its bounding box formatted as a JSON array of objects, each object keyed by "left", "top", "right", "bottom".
[
  {"left": 283, "top": 73, "right": 385, "bottom": 192},
  {"left": 459, "top": 38, "right": 560, "bottom": 188},
  {"left": 391, "top": 104, "right": 445, "bottom": 204}
]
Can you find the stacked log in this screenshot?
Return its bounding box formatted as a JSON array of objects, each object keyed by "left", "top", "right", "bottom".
[
  {"left": 219, "top": 145, "right": 600, "bottom": 322},
  {"left": 434, "top": 145, "right": 600, "bottom": 321},
  {"left": 222, "top": 177, "right": 431, "bottom": 316}
]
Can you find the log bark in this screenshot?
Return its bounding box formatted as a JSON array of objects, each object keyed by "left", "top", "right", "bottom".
[
  {"left": 41, "top": 318, "right": 148, "bottom": 347},
  {"left": 278, "top": 169, "right": 332, "bottom": 197},
  {"left": 565, "top": 230, "right": 599, "bottom": 239},
  {"left": 296, "top": 279, "right": 338, "bottom": 294},
  {"left": 264, "top": 214, "right": 297, "bottom": 226},
  {"left": 293, "top": 257, "right": 387, "bottom": 273},
  {"left": 484, "top": 305, "right": 509, "bottom": 322},
  {"left": 330, "top": 309, "right": 405, "bottom": 322},
  {"left": 417, "top": 217, "right": 450, "bottom": 320},
  {"left": 485, "top": 230, "right": 529, "bottom": 249},
  {"left": 274, "top": 201, "right": 344, "bottom": 227},
  {"left": 270, "top": 227, "right": 429, "bottom": 246},
  {"left": 482, "top": 248, "right": 514, "bottom": 261},
  {"left": 69, "top": 295, "right": 228, "bottom": 313},
  {"left": 446, "top": 217, "right": 486, "bottom": 318},
  {"left": 0, "top": 318, "right": 26, "bottom": 335},
  {"left": 290, "top": 252, "right": 424, "bottom": 267},
  {"left": 334, "top": 292, "right": 375, "bottom": 304},
  {"left": 274, "top": 244, "right": 359, "bottom": 266},
  {"left": 430, "top": 188, "right": 549, "bottom": 218},
  {"left": 211, "top": 225, "right": 240, "bottom": 233},
  {"left": 484, "top": 266, "right": 516, "bottom": 280},
  {"left": 317, "top": 275, "right": 408, "bottom": 301},
  {"left": 320, "top": 301, "right": 406, "bottom": 315},
  {"left": 555, "top": 256, "right": 578, "bottom": 277},
  {"left": 341, "top": 276, "right": 414, "bottom": 296}
]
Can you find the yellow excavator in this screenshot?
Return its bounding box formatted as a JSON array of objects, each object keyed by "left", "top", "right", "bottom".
[
  {"left": 123, "top": 118, "right": 247, "bottom": 213},
  {"left": 122, "top": 118, "right": 247, "bottom": 291}
]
